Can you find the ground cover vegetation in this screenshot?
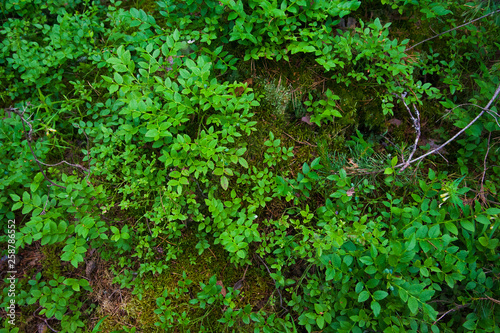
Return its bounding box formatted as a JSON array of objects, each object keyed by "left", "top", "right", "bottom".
[{"left": 1, "top": 0, "right": 499, "bottom": 332}]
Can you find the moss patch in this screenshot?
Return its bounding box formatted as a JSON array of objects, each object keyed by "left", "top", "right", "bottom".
[{"left": 98, "top": 231, "right": 275, "bottom": 332}]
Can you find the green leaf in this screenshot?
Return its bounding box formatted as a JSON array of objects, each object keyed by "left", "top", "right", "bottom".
[
  {"left": 12, "top": 202, "right": 23, "bottom": 211},
  {"left": 236, "top": 147, "right": 247, "bottom": 156},
  {"left": 460, "top": 220, "right": 475, "bottom": 232},
  {"left": 23, "top": 191, "right": 30, "bottom": 203},
  {"left": 221, "top": 176, "right": 229, "bottom": 190},
  {"left": 463, "top": 320, "right": 476, "bottom": 330},
  {"left": 31, "top": 181, "right": 40, "bottom": 192},
  {"left": 79, "top": 279, "right": 90, "bottom": 287},
  {"left": 325, "top": 267, "right": 335, "bottom": 281},
  {"left": 408, "top": 297, "right": 419, "bottom": 314},
  {"left": 173, "top": 29, "right": 180, "bottom": 41},
  {"left": 114, "top": 72, "right": 123, "bottom": 84},
  {"left": 371, "top": 300, "right": 381, "bottom": 317},
  {"left": 373, "top": 290, "right": 388, "bottom": 300},
  {"left": 236, "top": 250, "right": 245, "bottom": 258},
  {"left": 228, "top": 11, "right": 238, "bottom": 20},
  {"left": 478, "top": 237, "right": 489, "bottom": 247},
  {"left": 399, "top": 288, "right": 408, "bottom": 302},
  {"left": 445, "top": 222, "right": 458, "bottom": 235},
  {"left": 486, "top": 208, "right": 500, "bottom": 215},
  {"left": 239, "top": 157, "right": 248, "bottom": 168},
  {"left": 106, "top": 57, "right": 122, "bottom": 65},
  {"left": 358, "top": 291, "right": 370, "bottom": 302},
  {"left": 359, "top": 256, "right": 373, "bottom": 265},
  {"left": 91, "top": 316, "right": 109, "bottom": 333},
  {"left": 10, "top": 194, "right": 21, "bottom": 201},
  {"left": 71, "top": 258, "right": 80, "bottom": 268},
  {"left": 475, "top": 215, "right": 490, "bottom": 225},
  {"left": 113, "top": 64, "right": 128, "bottom": 72},
  {"left": 145, "top": 129, "right": 159, "bottom": 138},
  {"left": 109, "top": 84, "right": 119, "bottom": 94},
  {"left": 365, "top": 266, "right": 377, "bottom": 274},
  {"left": 316, "top": 316, "right": 325, "bottom": 329},
  {"left": 302, "top": 163, "right": 310, "bottom": 174},
  {"left": 101, "top": 75, "right": 113, "bottom": 83}
]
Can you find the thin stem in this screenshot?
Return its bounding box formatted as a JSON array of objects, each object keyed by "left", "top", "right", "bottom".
[
  {"left": 406, "top": 9, "right": 500, "bottom": 52},
  {"left": 433, "top": 303, "right": 469, "bottom": 325},
  {"left": 395, "top": 82, "right": 500, "bottom": 169},
  {"left": 398, "top": 93, "right": 421, "bottom": 171},
  {"left": 481, "top": 133, "right": 492, "bottom": 188},
  {"left": 9, "top": 106, "right": 66, "bottom": 189},
  {"left": 256, "top": 254, "right": 287, "bottom": 312}
]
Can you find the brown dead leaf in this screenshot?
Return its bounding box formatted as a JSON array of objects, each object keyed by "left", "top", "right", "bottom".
[
  {"left": 217, "top": 280, "right": 227, "bottom": 297},
  {"left": 234, "top": 78, "right": 253, "bottom": 96},
  {"left": 301, "top": 114, "right": 313, "bottom": 125},
  {"left": 388, "top": 118, "right": 402, "bottom": 127},
  {"left": 243, "top": 78, "right": 253, "bottom": 86},
  {"left": 348, "top": 158, "right": 358, "bottom": 168}
]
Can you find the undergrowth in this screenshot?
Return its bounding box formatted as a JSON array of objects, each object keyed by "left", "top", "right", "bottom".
[{"left": 1, "top": 0, "right": 499, "bottom": 332}]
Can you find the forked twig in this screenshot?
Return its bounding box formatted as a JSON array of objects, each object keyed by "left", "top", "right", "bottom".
[
  {"left": 406, "top": 9, "right": 500, "bottom": 51},
  {"left": 283, "top": 132, "right": 317, "bottom": 147},
  {"left": 256, "top": 254, "right": 287, "bottom": 312},
  {"left": 9, "top": 106, "right": 66, "bottom": 190},
  {"left": 479, "top": 133, "right": 493, "bottom": 203},
  {"left": 444, "top": 103, "right": 500, "bottom": 128},
  {"left": 433, "top": 296, "right": 500, "bottom": 325},
  {"left": 398, "top": 92, "right": 421, "bottom": 171},
  {"left": 432, "top": 303, "right": 469, "bottom": 325},
  {"left": 8, "top": 104, "right": 93, "bottom": 213},
  {"left": 395, "top": 82, "right": 500, "bottom": 170}
]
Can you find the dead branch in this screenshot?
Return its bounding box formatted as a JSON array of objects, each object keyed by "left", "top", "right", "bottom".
[
  {"left": 395, "top": 82, "right": 500, "bottom": 170},
  {"left": 398, "top": 92, "right": 421, "bottom": 171},
  {"left": 8, "top": 104, "right": 93, "bottom": 214},
  {"left": 406, "top": 9, "right": 500, "bottom": 52},
  {"left": 450, "top": 103, "right": 500, "bottom": 128},
  {"left": 432, "top": 303, "right": 469, "bottom": 325},
  {"left": 8, "top": 106, "right": 67, "bottom": 190},
  {"left": 479, "top": 133, "right": 492, "bottom": 203}
]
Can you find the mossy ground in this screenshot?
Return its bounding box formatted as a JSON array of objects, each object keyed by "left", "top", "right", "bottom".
[
  {"left": 90, "top": 48, "right": 408, "bottom": 331},
  {"left": 97, "top": 230, "right": 275, "bottom": 332},
  {"left": 5, "top": 3, "right": 488, "bottom": 331}
]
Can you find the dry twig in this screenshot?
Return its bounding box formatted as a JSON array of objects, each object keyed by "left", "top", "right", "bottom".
[
  {"left": 395, "top": 82, "right": 500, "bottom": 170},
  {"left": 7, "top": 104, "right": 92, "bottom": 214},
  {"left": 283, "top": 132, "right": 317, "bottom": 147},
  {"left": 398, "top": 92, "right": 421, "bottom": 171},
  {"left": 406, "top": 9, "right": 500, "bottom": 52}
]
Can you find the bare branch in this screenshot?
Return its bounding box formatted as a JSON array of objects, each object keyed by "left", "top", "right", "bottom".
[
  {"left": 478, "top": 133, "right": 493, "bottom": 204},
  {"left": 396, "top": 82, "right": 500, "bottom": 169},
  {"left": 256, "top": 254, "right": 287, "bottom": 312},
  {"left": 406, "top": 9, "right": 500, "bottom": 52},
  {"left": 398, "top": 93, "right": 421, "bottom": 171},
  {"left": 8, "top": 106, "right": 66, "bottom": 189},
  {"left": 8, "top": 104, "right": 93, "bottom": 195},
  {"left": 445, "top": 103, "right": 500, "bottom": 128},
  {"left": 433, "top": 303, "right": 469, "bottom": 325}
]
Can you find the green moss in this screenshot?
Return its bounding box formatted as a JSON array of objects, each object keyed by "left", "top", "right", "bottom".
[
  {"left": 99, "top": 231, "right": 273, "bottom": 332},
  {"left": 41, "top": 244, "right": 65, "bottom": 278}
]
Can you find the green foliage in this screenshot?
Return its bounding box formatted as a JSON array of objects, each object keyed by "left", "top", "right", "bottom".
[
  {"left": 11, "top": 272, "right": 92, "bottom": 332},
  {"left": 1, "top": 0, "right": 500, "bottom": 332}
]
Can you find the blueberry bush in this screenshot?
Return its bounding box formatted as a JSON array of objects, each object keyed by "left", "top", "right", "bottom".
[{"left": 1, "top": 0, "right": 499, "bottom": 332}]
